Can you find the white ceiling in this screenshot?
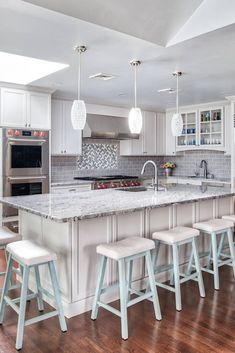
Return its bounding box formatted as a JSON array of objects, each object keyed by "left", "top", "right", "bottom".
[
  {"left": 22, "top": 0, "right": 203, "bottom": 46},
  {"left": 0, "top": 0, "right": 235, "bottom": 111}
]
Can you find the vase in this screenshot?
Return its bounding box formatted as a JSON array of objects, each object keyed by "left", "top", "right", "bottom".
[{"left": 164, "top": 168, "right": 172, "bottom": 177}]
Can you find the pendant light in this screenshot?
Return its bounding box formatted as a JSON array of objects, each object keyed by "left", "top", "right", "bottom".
[
  {"left": 128, "top": 60, "right": 143, "bottom": 134},
  {"left": 171, "top": 71, "right": 183, "bottom": 137},
  {"left": 71, "top": 45, "right": 87, "bottom": 130}
]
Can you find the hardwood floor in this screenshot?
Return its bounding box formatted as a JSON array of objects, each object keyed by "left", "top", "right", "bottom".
[{"left": 0, "top": 251, "right": 235, "bottom": 353}]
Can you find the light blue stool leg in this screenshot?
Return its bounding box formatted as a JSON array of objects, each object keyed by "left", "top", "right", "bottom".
[
  {"left": 91, "top": 255, "right": 107, "bottom": 320},
  {"left": 0, "top": 254, "right": 13, "bottom": 324},
  {"left": 146, "top": 240, "right": 160, "bottom": 291},
  {"left": 145, "top": 251, "right": 162, "bottom": 320},
  {"left": 126, "top": 260, "right": 133, "bottom": 302},
  {"left": 207, "top": 238, "right": 212, "bottom": 269},
  {"left": 211, "top": 232, "right": 219, "bottom": 290},
  {"left": 118, "top": 258, "right": 128, "bottom": 340},
  {"left": 217, "top": 232, "right": 225, "bottom": 260},
  {"left": 48, "top": 261, "right": 67, "bottom": 332},
  {"left": 192, "top": 238, "right": 205, "bottom": 297},
  {"left": 16, "top": 265, "right": 30, "bottom": 350},
  {"left": 186, "top": 249, "right": 194, "bottom": 275},
  {"left": 227, "top": 228, "right": 235, "bottom": 277},
  {"left": 34, "top": 265, "right": 44, "bottom": 312},
  {"left": 172, "top": 243, "right": 182, "bottom": 311}
]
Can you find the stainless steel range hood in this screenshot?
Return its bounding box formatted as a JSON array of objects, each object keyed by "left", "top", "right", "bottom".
[{"left": 83, "top": 114, "right": 139, "bottom": 140}]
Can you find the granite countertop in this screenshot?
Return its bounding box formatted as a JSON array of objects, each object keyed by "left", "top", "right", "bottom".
[{"left": 0, "top": 185, "right": 234, "bottom": 223}]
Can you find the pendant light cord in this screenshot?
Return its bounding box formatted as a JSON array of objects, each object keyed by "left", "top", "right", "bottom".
[
  {"left": 176, "top": 73, "right": 179, "bottom": 115},
  {"left": 78, "top": 50, "right": 81, "bottom": 100},
  {"left": 134, "top": 64, "right": 137, "bottom": 108}
]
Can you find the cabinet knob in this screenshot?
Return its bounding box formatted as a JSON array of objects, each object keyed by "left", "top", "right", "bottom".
[
  {"left": 28, "top": 123, "right": 31, "bottom": 127},
  {"left": 64, "top": 150, "right": 66, "bottom": 153},
  {"left": 25, "top": 123, "right": 27, "bottom": 127},
  {"left": 61, "top": 150, "right": 63, "bottom": 154}
]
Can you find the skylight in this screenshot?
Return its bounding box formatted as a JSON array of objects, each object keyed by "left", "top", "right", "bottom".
[{"left": 0, "top": 52, "right": 69, "bottom": 85}]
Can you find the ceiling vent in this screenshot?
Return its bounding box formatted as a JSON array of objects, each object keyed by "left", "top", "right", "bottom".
[
  {"left": 89, "top": 72, "right": 117, "bottom": 81},
  {"left": 158, "top": 88, "right": 175, "bottom": 93}
]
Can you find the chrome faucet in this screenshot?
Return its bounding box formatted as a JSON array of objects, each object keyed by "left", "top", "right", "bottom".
[
  {"left": 200, "top": 160, "right": 208, "bottom": 179},
  {"left": 141, "top": 160, "right": 159, "bottom": 191}
]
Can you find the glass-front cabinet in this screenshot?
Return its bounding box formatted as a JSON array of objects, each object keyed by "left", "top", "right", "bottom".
[
  {"left": 176, "top": 106, "right": 224, "bottom": 151},
  {"left": 177, "top": 111, "right": 197, "bottom": 148},
  {"left": 199, "top": 108, "right": 223, "bottom": 147}
]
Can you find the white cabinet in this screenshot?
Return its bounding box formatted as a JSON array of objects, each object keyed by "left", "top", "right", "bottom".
[
  {"left": 0, "top": 87, "right": 51, "bottom": 129},
  {"left": 167, "top": 104, "right": 226, "bottom": 153},
  {"left": 51, "top": 99, "right": 82, "bottom": 156},
  {"left": 1, "top": 88, "right": 27, "bottom": 127},
  {"left": 165, "top": 112, "right": 176, "bottom": 155},
  {"left": 120, "top": 111, "right": 165, "bottom": 156},
  {"left": 28, "top": 92, "right": 51, "bottom": 129}
]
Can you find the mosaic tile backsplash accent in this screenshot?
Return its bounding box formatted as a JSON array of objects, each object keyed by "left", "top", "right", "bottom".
[
  {"left": 77, "top": 143, "right": 118, "bottom": 170},
  {"left": 51, "top": 140, "right": 231, "bottom": 183}
]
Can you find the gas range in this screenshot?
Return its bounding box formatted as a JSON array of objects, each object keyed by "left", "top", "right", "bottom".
[{"left": 74, "top": 175, "right": 142, "bottom": 190}]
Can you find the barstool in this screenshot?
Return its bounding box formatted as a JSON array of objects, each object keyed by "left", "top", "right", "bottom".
[
  {"left": 0, "top": 227, "right": 21, "bottom": 288},
  {"left": 192, "top": 219, "right": 235, "bottom": 290},
  {"left": 91, "top": 236, "right": 162, "bottom": 340},
  {"left": 0, "top": 240, "right": 67, "bottom": 350},
  {"left": 152, "top": 226, "right": 205, "bottom": 311}
]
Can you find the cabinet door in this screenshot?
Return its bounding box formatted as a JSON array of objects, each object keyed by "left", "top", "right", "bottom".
[
  {"left": 51, "top": 99, "right": 64, "bottom": 155},
  {"left": 63, "top": 100, "right": 82, "bottom": 155},
  {"left": 1, "top": 88, "right": 27, "bottom": 127},
  {"left": 165, "top": 112, "right": 176, "bottom": 155},
  {"left": 28, "top": 92, "right": 51, "bottom": 129},
  {"left": 156, "top": 112, "right": 166, "bottom": 155},
  {"left": 143, "top": 111, "right": 157, "bottom": 155}
]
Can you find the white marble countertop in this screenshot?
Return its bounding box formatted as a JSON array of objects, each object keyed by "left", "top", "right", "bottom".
[{"left": 0, "top": 185, "right": 234, "bottom": 223}]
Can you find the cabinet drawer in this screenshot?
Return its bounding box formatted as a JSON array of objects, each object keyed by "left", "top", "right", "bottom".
[{"left": 51, "top": 184, "right": 92, "bottom": 194}]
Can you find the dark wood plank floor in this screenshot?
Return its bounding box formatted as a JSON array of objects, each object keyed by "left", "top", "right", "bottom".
[{"left": 0, "top": 250, "right": 235, "bottom": 353}]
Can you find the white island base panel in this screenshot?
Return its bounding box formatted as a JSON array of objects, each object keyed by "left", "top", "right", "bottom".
[{"left": 19, "top": 196, "right": 234, "bottom": 318}]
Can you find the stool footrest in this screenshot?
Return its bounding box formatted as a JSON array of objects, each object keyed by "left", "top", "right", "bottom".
[
  {"left": 25, "top": 311, "right": 58, "bottom": 327},
  {"left": 127, "top": 291, "right": 153, "bottom": 308},
  {"left": 97, "top": 301, "right": 121, "bottom": 318},
  {"left": 179, "top": 272, "right": 198, "bottom": 284},
  {"left": 155, "top": 281, "right": 175, "bottom": 293},
  {"left": 154, "top": 264, "right": 173, "bottom": 274},
  {"left": 4, "top": 296, "right": 20, "bottom": 315}
]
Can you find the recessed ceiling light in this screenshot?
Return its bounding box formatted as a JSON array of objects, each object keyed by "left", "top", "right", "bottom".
[
  {"left": 0, "top": 51, "right": 69, "bottom": 85},
  {"left": 89, "top": 72, "right": 117, "bottom": 81}
]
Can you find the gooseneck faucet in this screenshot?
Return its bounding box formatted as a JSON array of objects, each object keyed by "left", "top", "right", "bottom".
[
  {"left": 141, "top": 160, "right": 159, "bottom": 191},
  {"left": 200, "top": 159, "right": 208, "bottom": 179}
]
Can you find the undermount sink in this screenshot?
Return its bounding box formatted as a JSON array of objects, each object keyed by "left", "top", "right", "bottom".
[{"left": 117, "top": 186, "right": 148, "bottom": 192}]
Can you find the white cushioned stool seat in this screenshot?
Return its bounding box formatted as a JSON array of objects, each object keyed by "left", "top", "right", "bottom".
[
  {"left": 0, "top": 227, "right": 21, "bottom": 246},
  {"left": 97, "top": 236, "right": 155, "bottom": 260},
  {"left": 6, "top": 240, "right": 57, "bottom": 266},
  {"left": 222, "top": 214, "right": 235, "bottom": 223},
  {"left": 193, "top": 219, "right": 234, "bottom": 233},
  {"left": 152, "top": 226, "right": 199, "bottom": 244}
]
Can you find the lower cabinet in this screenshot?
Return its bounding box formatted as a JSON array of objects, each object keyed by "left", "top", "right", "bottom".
[{"left": 51, "top": 99, "right": 82, "bottom": 156}]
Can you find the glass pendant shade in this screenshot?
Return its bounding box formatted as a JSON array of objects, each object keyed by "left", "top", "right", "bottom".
[
  {"left": 171, "top": 112, "right": 183, "bottom": 136},
  {"left": 71, "top": 99, "right": 87, "bottom": 130},
  {"left": 128, "top": 107, "right": 143, "bottom": 134}
]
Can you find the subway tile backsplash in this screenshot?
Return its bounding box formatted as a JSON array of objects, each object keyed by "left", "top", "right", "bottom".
[{"left": 51, "top": 140, "right": 231, "bottom": 183}]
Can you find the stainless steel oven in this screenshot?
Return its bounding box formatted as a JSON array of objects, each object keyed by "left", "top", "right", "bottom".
[
  {"left": 1, "top": 128, "right": 50, "bottom": 222},
  {"left": 3, "top": 128, "right": 49, "bottom": 177},
  {"left": 3, "top": 175, "right": 49, "bottom": 217}
]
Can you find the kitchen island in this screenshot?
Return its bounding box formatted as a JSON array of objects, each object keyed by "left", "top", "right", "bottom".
[{"left": 0, "top": 185, "right": 234, "bottom": 318}]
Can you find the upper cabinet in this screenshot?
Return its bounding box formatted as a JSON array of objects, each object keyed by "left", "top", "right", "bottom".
[
  {"left": 51, "top": 99, "right": 82, "bottom": 156},
  {"left": 166, "top": 103, "right": 230, "bottom": 154},
  {"left": 0, "top": 87, "right": 51, "bottom": 129},
  {"left": 120, "top": 111, "right": 166, "bottom": 156}
]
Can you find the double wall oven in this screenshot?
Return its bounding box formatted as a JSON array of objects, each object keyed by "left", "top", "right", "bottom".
[{"left": 2, "top": 128, "right": 49, "bottom": 219}]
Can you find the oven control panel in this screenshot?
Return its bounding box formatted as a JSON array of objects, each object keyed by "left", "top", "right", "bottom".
[{"left": 6, "top": 129, "right": 47, "bottom": 139}]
